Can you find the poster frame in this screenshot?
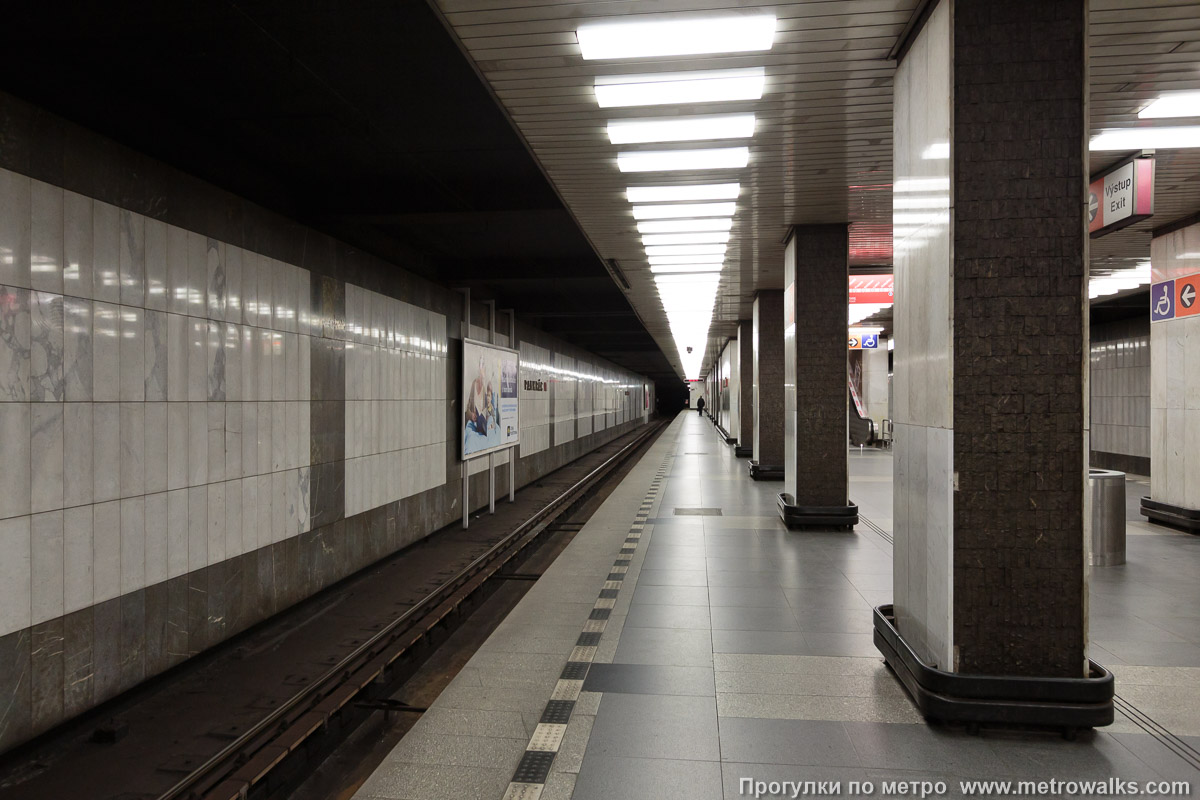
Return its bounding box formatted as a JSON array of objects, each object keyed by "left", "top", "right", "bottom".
[{"left": 460, "top": 337, "right": 522, "bottom": 462}]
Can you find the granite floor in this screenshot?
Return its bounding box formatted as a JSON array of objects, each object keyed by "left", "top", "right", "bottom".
[{"left": 354, "top": 412, "right": 1200, "bottom": 800}]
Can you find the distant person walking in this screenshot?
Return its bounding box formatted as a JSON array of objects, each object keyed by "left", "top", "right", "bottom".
[{"left": 696, "top": 396, "right": 706, "bottom": 416}]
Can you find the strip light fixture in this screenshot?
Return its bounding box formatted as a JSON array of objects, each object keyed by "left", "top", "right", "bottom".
[
  {"left": 645, "top": 244, "right": 727, "bottom": 256},
  {"left": 638, "top": 218, "right": 733, "bottom": 234},
  {"left": 649, "top": 263, "right": 724, "bottom": 274},
  {"left": 642, "top": 232, "right": 730, "bottom": 246},
  {"left": 1138, "top": 92, "right": 1200, "bottom": 119},
  {"left": 577, "top": 14, "right": 776, "bottom": 60},
  {"left": 607, "top": 114, "right": 755, "bottom": 145},
  {"left": 618, "top": 147, "right": 749, "bottom": 173},
  {"left": 627, "top": 183, "right": 740, "bottom": 203},
  {"left": 649, "top": 254, "right": 725, "bottom": 265},
  {"left": 595, "top": 68, "right": 766, "bottom": 108},
  {"left": 1090, "top": 127, "right": 1200, "bottom": 150},
  {"left": 632, "top": 202, "right": 736, "bottom": 219}
]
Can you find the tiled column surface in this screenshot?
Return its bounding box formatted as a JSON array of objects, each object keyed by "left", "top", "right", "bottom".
[
  {"left": 719, "top": 340, "right": 734, "bottom": 435},
  {"left": 752, "top": 291, "right": 784, "bottom": 467},
  {"left": 782, "top": 225, "right": 850, "bottom": 507},
  {"left": 863, "top": 337, "right": 890, "bottom": 426},
  {"left": 1150, "top": 223, "right": 1200, "bottom": 511},
  {"left": 894, "top": 0, "right": 1089, "bottom": 677},
  {"left": 0, "top": 156, "right": 651, "bottom": 751},
  {"left": 737, "top": 321, "right": 753, "bottom": 447},
  {"left": 1090, "top": 319, "right": 1149, "bottom": 475}
]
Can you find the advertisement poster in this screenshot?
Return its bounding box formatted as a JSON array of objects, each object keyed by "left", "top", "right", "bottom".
[{"left": 462, "top": 338, "right": 520, "bottom": 460}]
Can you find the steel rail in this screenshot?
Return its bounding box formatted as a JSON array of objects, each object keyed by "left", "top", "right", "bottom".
[{"left": 157, "top": 419, "right": 666, "bottom": 800}]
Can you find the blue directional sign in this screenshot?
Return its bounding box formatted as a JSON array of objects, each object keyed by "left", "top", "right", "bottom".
[
  {"left": 1151, "top": 280, "right": 1174, "bottom": 323},
  {"left": 861, "top": 333, "right": 878, "bottom": 349}
]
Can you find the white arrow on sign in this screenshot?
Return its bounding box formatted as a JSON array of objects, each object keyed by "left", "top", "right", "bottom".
[{"left": 1182, "top": 283, "right": 1196, "bottom": 309}]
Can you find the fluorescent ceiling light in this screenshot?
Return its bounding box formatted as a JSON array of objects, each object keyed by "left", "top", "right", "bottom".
[
  {"left": 650, "top": 264, "right": 723, "bottom": 273},
  {"left": 646, "top": 244, "right": 726, "bottom": 256},
  {"left": 1138, "top": 92, "right": 1200, "bottom": 119},
  {"left": 1178, "top": 252, "right": 1200, "bottom": 259},
  {"left": 607, "top": 114, "right": 755, "bottom": 145},
  {"left": 649, "top": 254, "right": 725, "bottom": 265},
  {"left": 1090, "top": 127, "right": 1200, "bottom": 151},
  {"left": 632, "top": 201, "right": 736, "bottom": 219},
  {"left": 618, "top": 147, "right": 749, "bottom": 173},
  {"left": 577, "top": 14, "right": 776, "bottom": 60},
  {"left": 627, "top": 183, "right": 740, "bottom": 203},
  {"left": 642, "top": 232, "right": 730, "bottom": 246},
  {"left": 595, "top": 68, "right": 766, "bottom": 108},
  {"left": 638, "top": 218, "right": 732, "bottom": 234}
]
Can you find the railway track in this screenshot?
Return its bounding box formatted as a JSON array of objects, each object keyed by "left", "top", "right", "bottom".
[{"left": 0, "top": 420, "right": 667, "bottom": 800}]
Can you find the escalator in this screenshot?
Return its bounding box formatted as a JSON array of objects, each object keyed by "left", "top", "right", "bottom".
[{"left": 848, "top": 376, "right": 876, "bottom": 446}]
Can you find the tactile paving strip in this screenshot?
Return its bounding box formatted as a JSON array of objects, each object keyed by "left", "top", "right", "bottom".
[{"left": 500, "top": 455, "right": 669, "bottom": 799}]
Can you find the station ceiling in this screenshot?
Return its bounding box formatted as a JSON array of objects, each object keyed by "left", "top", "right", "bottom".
[{"left": 3, "top": 1, "right": 1199, "bottom": 384}]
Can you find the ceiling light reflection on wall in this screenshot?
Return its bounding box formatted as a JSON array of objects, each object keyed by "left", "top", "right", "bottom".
[
  {"left": 627, "top": 183, "right": 740, "bottom": 203},
  {"left": 642, "top": 232, "right": 730, "bottom": 246},
  {"left": 608, "top": 114, "right": 755, "bottom": 144},
  {"left": 1090, "top": 127, "right": 1200, "bottom": 150},
  {"left": 638, "top": 218, "right": 733, "bottom": 234},
  {"left": 595, "top": 69, "right": 766, "bottom": 108},
  {"left": 1138, "top": 92, "right": 1200, "bottom": 119},
  {"left": 618, "top": 147, "right": 749, "bottom": 172},
  {"left": 632, "top": 202, "right": 736, "bottom": 219},
  {"left": 922, "top": 142, "right": 949, "bottom": 160},
  {"left": 577, "top": 14, "right": 776, "bottom": 60},
  {"left": 645, "top": 244, "right": 727, "bottom": 256}
]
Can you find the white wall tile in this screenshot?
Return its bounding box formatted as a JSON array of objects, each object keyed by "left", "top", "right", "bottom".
[
  {"left": 119, "top": 496, "right": 145, "bottom": 594},
  {"left": 30, "top": 510, "right": 63, "bottom": 625},
  {"left": 166, "top": 488, "right": 189, "bottom": 580},
  {"left": 0, "top": 515, "right": 31, "bottom": 636},
  {"left": 63, "top": 505, "right": 93, "bottom": 614},
  {"left": 92, "top": 500, "right": 121, "bottom": 604},
  {"left": 144, "top": 491, "right": 168, "bottom": 587},
  {"left": 30, "top": 402, "right": 64, "bottom": 513},
  {"left": 92, "top": 201, "right": 121, "bottom": 303}
]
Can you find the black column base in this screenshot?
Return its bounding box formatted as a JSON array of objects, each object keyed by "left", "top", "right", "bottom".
[
  {"left": 714, "top": 424, "right": 737, "bottom": 444},
  {"left": 777, "top": 494, "right": 858, "bottom": 529},
  {"left": 734, "top": 444, "right": 753, "bottom": 458},
  {"left": 873, "top": 604, "right": 1114, "bottom": 733},
  {"left": 1140, "top": 496, "right": 1200, "bottom": 534},
  {"left": 749, "top": 461, "right": 784, "bottom": 481}
]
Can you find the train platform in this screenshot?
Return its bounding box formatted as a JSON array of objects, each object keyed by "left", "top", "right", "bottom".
[{"left": 353, "top": 411, "right": 1200, "bottom": 800}]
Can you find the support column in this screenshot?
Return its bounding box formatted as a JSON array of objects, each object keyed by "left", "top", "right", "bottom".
[
  {"left": 880, "top": 0, "right": 1108, "bottom": 726},
  {"left": 1143, "top": 221, "right": 1200, "bottom": 532},
  {"left": 779, "top": 225, "right": 856, "bottom": 528},
  {"left": 750, "top": 291, "right": 784, "bottom": 480},
  {"left": 863, "top": 337, "right": 890, "bottom": 428},
  {"left": 736, "top": 321, "right": 754, "bottom": 456}
]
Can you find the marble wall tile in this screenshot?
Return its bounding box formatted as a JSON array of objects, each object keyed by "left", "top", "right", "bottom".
[
  {"left": 225, "top": 246, "right": 241, "bottom": 325},
  {"left": 0, "top": 284, "right": 31, "bottom": 401},
  {"left": 29, "top": 618, "right": 63, "bottom": 732},
  {"left": 119, "top": 497, "right": 145, "bottom": 595},
  {"left": 118, "top": 306, "right": 144, "bottom": 402},
  {"left": 144, "top": 218, "right": 167, "bottom": 313},
  {"left": 165, "top": 224, "right": 188, "bottom": 316},
  {"left": 62, "top": 297, "right": 92, "bottom": 402},
  {"left": 0, "top": 516, "right": 32, "bottom": 636},
  {"left": 0, "top": 169, "right": 32, "bottom": 289},
  {"left": 207, "top": 402, "right": 225, "bottom": 484},
  {"left": 144, "top": 402, "right": 167, "bottom": 495},
  {"left": 30, "top": 510, "right": 64, "bottom": 625},
  {"left": 118, "top": 210, "right": 145, "bottom": 308},
  {"left": 30, "top": 403, "right": 64, "bottom": 513},
  {"left": 63, "top": 506, "right": 93, "bottom": 614},
  {"left": 166, "top": 403, "right": 188, "bottom": 491},
  {"left": 92, "top": 403, "right": 120, "bottom": 503},
  {"left": 166, "top": 489, "right": 188, "bottom": 580},
  {"left": 62, "top": 609, "right": 93, "bottom": 718},
  {"left": 188, "top": 402, "right": 207, "bottom": 488},
  {"left": 225, "top": 401, "right": 242, "bottom": 480},
  {"left": 256, "top": 473, "right": 272, "bottom": 550},
  {"left": 144, "top": 492, "right": 167, "bottom": 587},
  {"left": 91, "top": 301, "right": 118, "bottom": 401},
  {"left": 241, "top": 477, "right": 258, "bottom": 549},
  {"left": 207, "top": 482, "right": 226, "bottom": 564},
  {"left": 63, "top": 402, "right": 92, "bottom": 509},
  {"left": 63, "top": 191, "right": 93, "bottom": 302},
  {"left": 30, "top": 181, "right": 63, "bottom": 295},
  {"left": 241, "top": 402, "right": 258, "bottom": 478},
  {"left": 206, "top": 320, "right": 225, "bottom": 402},
  {"left": 187, "top": 486, "right": 207, "bottom": 572},
  {"left": 92, "top": 201, "right": 120, "bottom": 304},
  {"left": 119, "top": 403, "right": 144, "bottom": 499},
  {"left": 144, "top": 309, "right": 167, "bottom": 402},
  {"left": 118, "top": 591, "right": 145, "bottom": 690},
  {"left": 92, "top": 500, "right": 120, "bottom": 604},
  {"left": 29, "top": 291, "right": 64, "bottom": 402},
  {"left": 91, "top": 597, "right": 120, "bottom": 702},
  {"left": 187, "top": 232, "right": 207, "bottom": 320},
  {"left": 0, "top": 403, "right": 30, "bottom": 520},
  {"left": 225, "top": 480, "right": 242, "bottom": 559},
  {"left": 166, "top": 312, "right": 186, "bottom": 402},
  {"left": 206, "top": 238, "right": 226, "bottom": 322}
]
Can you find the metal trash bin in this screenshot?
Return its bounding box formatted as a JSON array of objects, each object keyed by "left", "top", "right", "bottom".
[{"left": 1089, "top": 468, "right": 1126, "bottom": 567}]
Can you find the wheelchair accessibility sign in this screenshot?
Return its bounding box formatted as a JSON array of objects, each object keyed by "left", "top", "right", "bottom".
[{"left": 1152, "top": 280, "right": 1175, "bottom": 322}]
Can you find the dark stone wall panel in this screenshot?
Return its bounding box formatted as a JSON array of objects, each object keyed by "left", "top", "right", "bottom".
[
  {"left": 950, "top": 0, "right": 1087, "bottom": 677},
  {"left": 754, "top": 291, "right": 785, "bottom": 466}
]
